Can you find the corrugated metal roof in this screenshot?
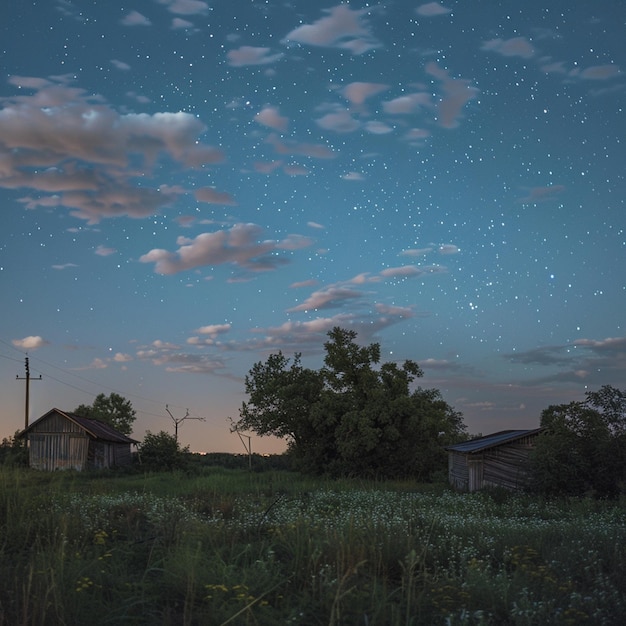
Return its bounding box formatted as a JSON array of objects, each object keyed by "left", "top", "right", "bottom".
[
  {"left": 20, "top": 408, "right": 138, "bottom": 444},
  {"left": 445, "top": 428, "right": 543, "bottom": 454},
  {"left": 66, "top": 412, "right": 138, "bottom": 444}
]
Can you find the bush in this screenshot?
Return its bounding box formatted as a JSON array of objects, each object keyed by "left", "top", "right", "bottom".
[{"left": 138, "top": 431, "right": 189, "bottom": 472}]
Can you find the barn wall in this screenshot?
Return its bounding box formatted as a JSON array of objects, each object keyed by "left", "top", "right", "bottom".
[
  {"left": 28, "top": 433, "right": 89, "bottom": 471},
  {"left": 87, "top": 441, "right": 132, "bottom": 469},
  {"left": 448, "top": 452, "right": 469, "bottom": 491},
  {"left": 482, "top": 442, "right": 534, "bottom": 490},
  {"left": 113, "top": 443, "right": 133, "bottom": 466},
  {"left": 26, "top": 411, "right": 132, "bottom": 471},
  {"left": 448, "top": 436, "right": 538, "bottom": 492}
]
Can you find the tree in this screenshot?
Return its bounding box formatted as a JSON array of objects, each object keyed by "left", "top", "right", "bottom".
[
  {"left": 233, "top": 327, "right": 466, "bottom": 479},
  {"left": 74, "top": 392, "right": 136, "bottom": 436},
  {"left": 530, "top": 385, "right": 626, "bottom": 498},
  {"left": 0, "top": 432, "right": 28, "bottom": 467},
  {"left": 139, "top": 430, "right": 190, "bottom": 471}
]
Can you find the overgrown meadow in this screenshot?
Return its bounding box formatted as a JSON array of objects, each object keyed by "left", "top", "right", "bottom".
[{"left": 1, "top": 466, "right": 625, "bottom": 625}]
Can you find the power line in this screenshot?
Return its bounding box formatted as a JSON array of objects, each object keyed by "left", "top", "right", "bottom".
[{"left": 1, "top": 337, "right": 203, "bottom": 421}]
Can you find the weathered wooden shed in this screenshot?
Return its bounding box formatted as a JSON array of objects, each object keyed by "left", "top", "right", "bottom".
[
  {"left": 445, "top": 429, "right": 543, "bottom": 492},
  {"left": 18, "top": 408, "right": 138, "bottom": 471}
]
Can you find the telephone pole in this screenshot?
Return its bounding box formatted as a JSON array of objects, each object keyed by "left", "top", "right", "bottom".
[{"left": 16, "top": 357, "right": 42, "bottom": 430}]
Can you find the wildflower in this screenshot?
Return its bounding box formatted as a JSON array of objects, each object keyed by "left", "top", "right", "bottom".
[{"left": 75, "top": 577, "right": 94, "bottom": 592}]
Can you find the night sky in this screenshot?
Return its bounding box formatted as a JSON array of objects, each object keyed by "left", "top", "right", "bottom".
[{"left": 1, "top": 0, "right": 624, "bottom": 453}]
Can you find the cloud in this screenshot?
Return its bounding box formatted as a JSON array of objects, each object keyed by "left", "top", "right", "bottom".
[
  {"left": 316, "top": 109, "right": 360, "bottom": 133},
  {"left": 364, "top": 120, "right": 393, "bottom": 135},
  {"left": 255, "top": 105, "right": 289, "bottom": 131},
  {"left": 579, "top": 64, "right": 621, "bottom": 80},
  {"left": 282, "top": 4, "right": 380, "bottom": 55},
  {"left": 0, "top": 77, "right": 224, "bottom": 222},
  {"left": 438, "top": 244, "right": 460, "bottom": 255},
  {"left": 573, "top": 337, "right": 626, "bottom": 355},
  {"left": 187, "top": 324, "right": 232, "bottom": 344},
  {"left": 307, "top": 221, "right": 325, "bottom": 230},
  {"left": 12, "top": 335, "right": 48, "bottom": 350},
  {"left": 505, "top": 337, "right": 626, "bottom": 387},
  {"left": 282, "top": 164, "right": 309, "bottom": 176},
  {"left": 518, "top": 184, "right": 565, "bottom": 204},
  {"left": 157, "top": 0, "right": 209, "bottom": 16},
  {"left": 342, "top": 172, "right": 365, "bottom": 181},
  {"left": 249, "top": 316, "right": 358, "bottom": 349},
  {"left": 288, "top": 286, "right": 364, "bottom": 312},
  {"left": 276, "top": 234, "right": 315, "bottom": 250},
  {"left": 482, "top": 37, "right": 535, "bottom": 59},
  {"left": 506, "top": 345, "right": 571, "bottom": 367},
  {"left": 400, "top": 247, "right": 433, "bottom": 257},
  {"left": 194, "top": 323, "right": 231, "bottom": 337},
  {"left": 95, "top": 244, "right": 116, "bottom": 256},
  {"left": 139, "top": 223, "right": 312, "bottom": 275},
  {"left": 121, "top": 11, "right": 151, "bottom": 26},
  {"left": 86, "top": 358, "right": 107, "bottom": 370},
  {"left": 227, "top": 46, "right": 284, "bottom": 67},
  {"left": 374, "top": 303, "right": 414, "bottom": 317},
  {"left": 172, "top": 18, "right": 195, "bottom": 30},
  {"left": 379, "top": 264, "right": 447, "bottom": 279},
  {"left": 404, "top": 128, "right": 430, "bottom": 142},
  {"left": 254, "top": 160, "right": 283, "bottom": 174},
  {"left": 540, "top": 61, "right": 567, "bottom": 74},
  {"left": 113, "top": 352, "right": 133, "bottom": 362},
  {"left": 111, "top": 59, "right": 131, "bottom": 71},
  {"left": 416, "top": 3, "right": 452, "bottom": 17},
  {"left": 290, "top": 279, "right": 319, "bottom": 289},
  {"left": 342, "top": 82, "right": 388, "bottom": 106},
  {"left": 383, "top": 93, "right": 432, "bottom": 114},
  {"left": 150, "top": 351, "right": 228, "bottom": 375},
  {"left": 194, "top": 187, "right": 237, "bottom": 206},
  {"left": 52, "top": 262, "right": 79, "bottom": 270},
  {"left": 247, "top": 306, "right": 416, "bottom": 354},
  {"left": 267, "top": 134, "right": 336, "bottom": 159},
  {"left": 425, "top": 62, "right": 479, "bottom": 128}
]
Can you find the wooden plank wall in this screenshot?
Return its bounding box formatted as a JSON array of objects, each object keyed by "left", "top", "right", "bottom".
[
  {"left": 448, "top": 452, "right": 469, "bottom": 491},
  {"left": 27, "top": 411, "right": 133, "bottom": 471},
  {"left": 482, "top": 442, "right": 534, "bottom": 490},
  {"left": 448, "top": 435, "right": 538, "bottom": 492},
  {"left": 29, "top": 433, "right": 89, "bottom": 471}
]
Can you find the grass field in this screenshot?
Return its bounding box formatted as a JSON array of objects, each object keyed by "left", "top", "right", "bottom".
[{"left": 1, "top": 466, "right": 624, "bottom": 625}]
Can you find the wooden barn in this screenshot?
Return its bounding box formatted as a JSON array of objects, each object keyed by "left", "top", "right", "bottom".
[
  {"left": 18, "top": 408, "right": 138, "bottom": 471},
  {"left": 445, "top": 429, "right": 543, "bottom": 492}
]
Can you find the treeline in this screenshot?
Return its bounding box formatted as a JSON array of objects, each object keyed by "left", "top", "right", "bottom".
[{"left": 530, "top": 385, "right": 626, "bottom": 498}]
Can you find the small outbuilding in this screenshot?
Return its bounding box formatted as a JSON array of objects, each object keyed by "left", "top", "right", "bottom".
[
  {"left": 445, "top": 429, "right": 543, "bottom": 492},
  {"left": 18, "top": 408, "right": 138, "bottom": 471}
]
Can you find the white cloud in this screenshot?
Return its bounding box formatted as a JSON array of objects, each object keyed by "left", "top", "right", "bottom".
[
  {"left": 416, "top": 3, "right": 451, "bottom": 17},
  {"left": 282, "top": 4, "right": 380, "bottom": 55},
  {"left": 227, "top": 46, "right": 284, "bottom": 67},
  {"left": 255, "top": 105, "right": 289, "bottom": 131},
  {"left": 12, "top": 336, "right": 48, "bottom": 350},
  {"left": 121, "top": 11, "right": 151, "bottom": 26},
  {"left": 139, "top": 223, "right": 312, "bottom": 275}
]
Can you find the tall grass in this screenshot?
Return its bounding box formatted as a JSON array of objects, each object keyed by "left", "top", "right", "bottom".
[{"left": 1, "top": 466, "right": 624, "bottom": 625}]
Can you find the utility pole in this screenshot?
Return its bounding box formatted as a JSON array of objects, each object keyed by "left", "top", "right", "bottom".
[
  {"left": 16, "top": 357, "right": 42, "bottom": 430},
  {"left": 229, "top": 417, "right": 253, "bottom": 471},
  {"left": 165, "top": 405, "right": 205, "bottom": 442}
]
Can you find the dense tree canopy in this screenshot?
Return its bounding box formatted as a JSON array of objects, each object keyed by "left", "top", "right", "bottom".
[
  {"left": 234, "top": 327, "right": 466, "bottom": 479},
  {"left": 73, "top": 392, "right": 136, "bottom": 436},
  {"left": 530, "top": 385, "right": 626, "bottom": 498}
]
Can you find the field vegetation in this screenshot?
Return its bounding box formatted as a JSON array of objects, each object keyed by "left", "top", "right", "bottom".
[{"left": 1, "top": 465, "right": 625, "bottom": 625}]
